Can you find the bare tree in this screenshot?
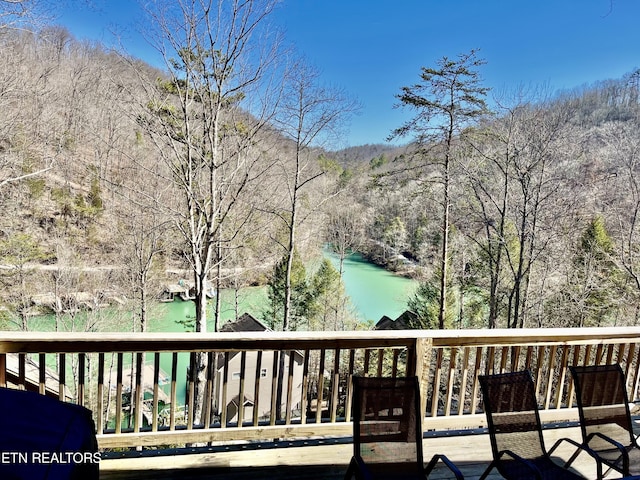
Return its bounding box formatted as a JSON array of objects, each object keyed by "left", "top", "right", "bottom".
[
  {"left": 0, "top": 29, "right": 58, "bottom": 190},
  {"left": 600, "top": 121, "right": 640, "bottom": 322},
  {"left": 466, "top": 93, "right": 578, "bottom": 328},
  {"left": 0, "top": 0, "right": 38, "bottom": 30},
  {"left": 326, "top": 208, "right": 364, "bottom": 277},
  {"left": 270, "top": 58, "right": 358, "bottom": 332},
  {"left": 139, "top": 0, "right": 281, "bottom": 424}
]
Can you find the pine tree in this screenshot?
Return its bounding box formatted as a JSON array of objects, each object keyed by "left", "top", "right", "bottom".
[
  {"left": 390, "top": 50, "right": 489, "bottom": 329},
  {"left": 572, "top": 216, "right": 621, "bottom": 326},
  {"left": 407, "top": 280, "right": 440, "bottom": 330},
  {"left": 308, "top": 258, "right": 356, "bottom": 331},
  {"left": 264, "top": 250, "right": 311, "bottom": 331}
]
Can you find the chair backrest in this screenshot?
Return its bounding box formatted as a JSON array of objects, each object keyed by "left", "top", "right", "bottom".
[
  {"left": 351, "top": 376, "right": 423, "bottom": 465},
  {"left": 479, "top": 370, "right": 547, "bottom": 461},
  {"left": 569, "top": 364, "right": 635, "bottom": 446}
]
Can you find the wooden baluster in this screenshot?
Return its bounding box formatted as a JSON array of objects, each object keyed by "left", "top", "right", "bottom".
[
  {"left": 583, "top": 344, "right": 593, "bottom": 366},
  {"left": 363, "top": 349, "right": 371, "bottom": 376},
  {"left": 524, "top": 346, "right": 534, "bottom": 370},
  {"left": 58, "top": 354, "right": 66, "bottom": 401},
  {"left": 376, "top": 348, "right": 384, "bottom": 377},
  {"left": 625, "top": 343, "right": 636, "bottom": 400},
  {"left": 0, "top": 354, "right": 6, "bottom": 388},
  {"left": 97, "top": 353, "right": 104, "bottom": 434},
  {"left": 253, "top": 350, "right": 263, "bottom": 426},
  {"left": 486, "top": 346, "right": 495, "bottom": 375},
  {"left": 632, "top": 344, "right": 640, "bottom": 402},
  {"left": 38, "top": 353, "right": 46, "bottom": 395},
  {"left": 238, "top": 351, "right": 247, "bottom": 428},
  {"left": 625, "top": 343, "right": 636, "bottom": 378},
  {"left": 605, "top": 344, "right": 615, "bottom": 364},
  {"left": 555, "top": 345, "right": 570, "bottom": 409},
  {"left": 543, "top": 345, "right": 557, "bottom": 409},
  {"left": 430, "top": 349, "right": 443, "bottom": 417},
  {"left": 316, "top": 349, "right": 326, "bottom": 424},
  {"left": 78, "top": 353, "right": 85, "bottom": 407},
  {"left": 134, "top": 352, "right": 143, "bottom": 433},
  {"left": 458, "top": 347, "right": 470, "bottom": 415},
  {"left": 510, "top": 346, "right": 521, "bottom": 372},
  {"left": 18, "top": 353, "right": 25, "bottom": 389},
  {"left": 115, "top": 352, "right": 123, "bottom": 434},
  {"left": 444, "top": 347, "right": 457, "bottom": 416},
  {"left": 470, "top": 346, "right": 483, "bottom": 414},
  {"left": 169, "top": 352, "right": 177, "bottom": 430},
  {"left": 222, "top": 352, "right": 231, "bottom": 427},
  {"left": 285, "top": 350, "right": 295, "bottom": 425},
  {"left": 269, "top": 352, "right": 278, "bottom": 426},
  {"left": 392, "top": 349, "right": 400, "bottom": 377},
  {"left": 330, "top": 349, "right": 340, "bottom": 423},
  {"left": 300, "top": 350, "right": 310, "bottom": 425},
  {"left": 499, "top": 346, "right": 508, "bottom": 373},
  {"left": 618, "top": 343, "right": 628, "bottom": 367},
  {"left": 187, "top": 353, "right": 195, "bottom": 429},
  {"left": 204, "top": 352, "right": 214, "bottom": 428},
  {"left": 152, "top": 353, "right": 160, "bottom": 432},
  {"left": 534, "top": 346, "right": 545, "bottom": 398},
  {"left": 595, "top": 344, "right": 604, "bottom": 365},
  {"left": 566, "top": 346, "right": 581, "bottom": 408},
  {"left": 345, "top": 350, "right": 355, "bottom": 422}
]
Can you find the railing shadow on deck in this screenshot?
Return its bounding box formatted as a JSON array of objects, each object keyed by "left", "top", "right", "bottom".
[{"left": 1, "top": 326, "right": 640, "bottom": 455}]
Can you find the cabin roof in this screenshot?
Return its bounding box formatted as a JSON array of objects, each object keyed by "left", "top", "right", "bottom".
[
  {"left": 375, "top": 310, "right": 418, "bottom": 330},
  {"left": 220, "top": 313, "right": 270, "bottom": 333}
]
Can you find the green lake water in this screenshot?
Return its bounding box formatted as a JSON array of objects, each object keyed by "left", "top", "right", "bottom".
[
  {"left": 324, "top": 251, "right": 417, "bottom": 324},
  {"left": 30, "top": 251, "right": 417, "bottom": 333},
  {"left": 149, "top": 250, "right": 417, "bottom": 332}
]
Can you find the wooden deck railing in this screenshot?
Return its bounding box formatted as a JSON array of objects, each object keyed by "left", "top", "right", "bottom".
[{"left": 1, "top": 327, "right": 640, "bottom": 450}]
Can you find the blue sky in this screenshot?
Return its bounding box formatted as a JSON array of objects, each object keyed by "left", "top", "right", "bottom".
[{"left": 56, "top": 0, "right": 640, "bottom": 147}]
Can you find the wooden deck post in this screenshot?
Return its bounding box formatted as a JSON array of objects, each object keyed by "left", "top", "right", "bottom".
[{"left": 408, "top": 337, "right": 433, "bottom": 422}]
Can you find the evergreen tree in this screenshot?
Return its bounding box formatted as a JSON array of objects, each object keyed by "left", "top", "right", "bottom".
[
  {"left": 308, "top": 258, "right": 356, "bottom": 331},
  {"left": 264, "top": 250, "right": 311, "bottom": 331},
  {"left": 572, "top": 216, "right": 622, "bottom": 326},
  {"left": 549, "top": 216, "right": 624, "bottom": 328},
  {"left": 407, "top": 280, "right": 440, "bottom": 330}
]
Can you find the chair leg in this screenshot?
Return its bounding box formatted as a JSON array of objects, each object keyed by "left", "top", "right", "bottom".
[
  {"left": 343, "top": 456, "right": 357, "bottom": 480},
  {"left": 479, "top": 460, "right": 497, "bottom": 480},
  {"left": 425, "top": 454, "right": 464, "bottom": 479}
]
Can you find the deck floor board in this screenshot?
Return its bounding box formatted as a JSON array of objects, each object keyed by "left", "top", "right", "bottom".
[{"left": 100, "top": 424, "right": 608, "bottom": 479}]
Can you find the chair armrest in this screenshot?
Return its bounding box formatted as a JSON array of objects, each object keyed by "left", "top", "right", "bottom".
[
  {"left": 424, "top": 453, "right": 464, "bottom": 479},
  {"left": 548, "top": 436, "right": 603, "bottom": 479},
  {"left": 496, "top": 449, "right": 542, "bottom": 480},
  {"left": 585, "top": 431, "right": 629, "bottom": 474}
]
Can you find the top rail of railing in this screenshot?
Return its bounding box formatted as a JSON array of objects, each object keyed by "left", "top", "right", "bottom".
[{"left": 1, "top": 326, "right": 640, "bottom": 353}]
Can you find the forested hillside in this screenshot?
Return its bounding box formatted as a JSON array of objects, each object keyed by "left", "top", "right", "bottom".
[{"left": 2, "top": 9, "right": 640, "bottom": 333}]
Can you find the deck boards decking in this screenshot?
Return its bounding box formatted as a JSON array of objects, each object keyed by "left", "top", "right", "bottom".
[{"left": 99, "top": 423, "right": 607, "bottom": 479}]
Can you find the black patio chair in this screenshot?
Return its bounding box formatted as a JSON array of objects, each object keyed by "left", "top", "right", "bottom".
[
  {"left": 569, "top": 363, "right": 640, "bottom": 478},
  {"left": 344, "top": 376, "right": 463, "bottom": 480},
  {"left": 479, "top": 370, "right": 600, "bottom": 480}
]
